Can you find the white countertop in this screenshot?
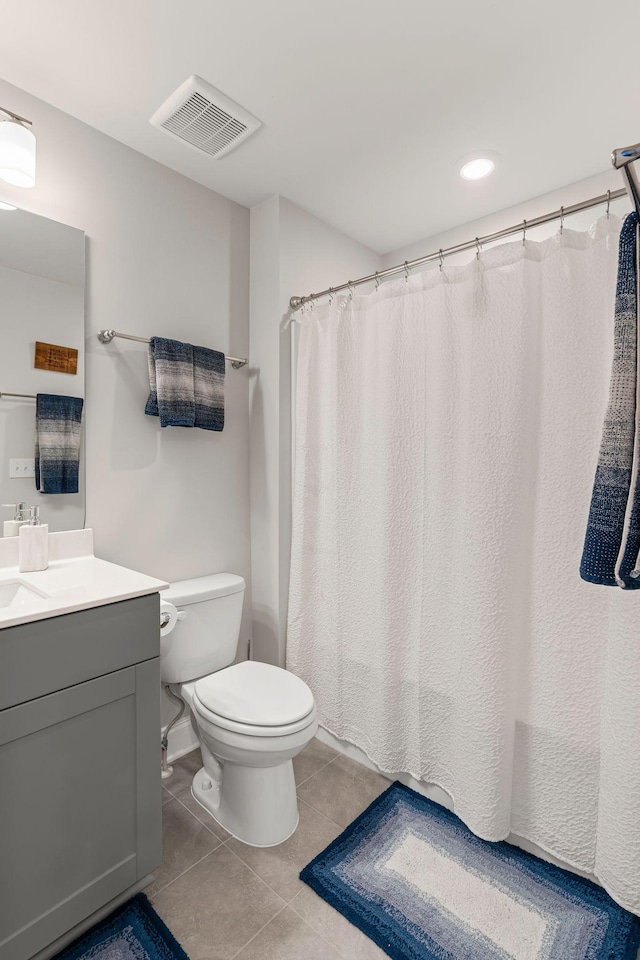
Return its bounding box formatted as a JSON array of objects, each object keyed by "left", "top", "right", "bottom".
[{"left": 0, "top": 529, "right": 168, "bottom": 629}]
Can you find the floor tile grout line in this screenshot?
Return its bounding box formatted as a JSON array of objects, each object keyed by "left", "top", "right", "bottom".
[
  {"left": 148, "top": 843, "right": 223, "bottom": 899},
  {"left": 287, "top": 896, "right": 353, "bottom": 960},
  {"left": 294, "top": 754, "right": 340, "bottom": 787},
  {"left": 162, "top": 779, "right": 194, "bottom": 802},
  {"left": 300, "top": 755, "right": 391, "bottom": 795},
  {"left": 223, "top": 838, "right": 291, "bottom": 904},
  {"left": 294, "top": 791, "right": 345, "bottom": 830},
  {"left": 229, "top": 904, "right": 289, "bottom": 959},
  {"left": 172, "top": 791, "right": 228, "bottom": 841},
  {"left": 309, "top": 921, "right": 354, "bottom": 960},
  {"left": 162, "top": 770, "right": 186, "bottom": 797},
  {"left": 296, "top": 794, "right": 345, "bottom": 831},
  {"left": 289, "top": 894, "right": 382, "bottom": 960}
]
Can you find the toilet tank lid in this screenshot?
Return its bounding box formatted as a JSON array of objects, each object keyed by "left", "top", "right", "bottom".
[{"left": 164, "top": 573, "right": 245, "bottom": 605}]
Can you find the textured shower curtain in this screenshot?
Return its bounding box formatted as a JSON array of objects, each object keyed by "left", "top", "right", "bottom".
[{"left": 287, "top": 215, "right": 640, "bottom": 914}]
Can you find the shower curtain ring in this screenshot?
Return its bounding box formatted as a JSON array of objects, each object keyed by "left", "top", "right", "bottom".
[
  {"left": 439, "top": 249, "right": 444, "bottom": 271},
  {"left": 475, "top": 238, "right": 481, "bottom": 260},
  {"left": 404, "top": 261, "right": 410, "bottom": 283},
  {"left": 328, "top": 287, "right": 334, "bottom": 304},
  {"left": 606, "top": 190, "right": 611, "bottom": 218},
  {"left": 560, "top": 207, "right": 564, "bottom": 234},
  {"left": 522, "top": 219, "right": 527, "bottom": 247},
  {"left": 349, "top": 282, "right": 354, "bottom": 300},
  {"left": 374, "top": 271, "right": 380, "bottom": 291}
]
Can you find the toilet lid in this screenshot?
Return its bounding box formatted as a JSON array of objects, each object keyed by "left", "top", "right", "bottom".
[{"left": 194, "top": 661, "right": 315, "bottom": 726}]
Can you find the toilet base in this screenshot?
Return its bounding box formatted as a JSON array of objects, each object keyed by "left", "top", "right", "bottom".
[{"left": 190, "top": 761, "right": 300, "bottom": 847}]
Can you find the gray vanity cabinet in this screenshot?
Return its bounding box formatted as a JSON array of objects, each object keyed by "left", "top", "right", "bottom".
[{"left": 0, "top": 594, "right": 162, "bottom": 960}]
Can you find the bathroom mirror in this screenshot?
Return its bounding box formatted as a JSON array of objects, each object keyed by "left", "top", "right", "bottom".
[{"left": 0, "top": 207, "right": 85, "bottom": 533}]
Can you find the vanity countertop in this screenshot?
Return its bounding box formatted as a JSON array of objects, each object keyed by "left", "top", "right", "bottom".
[{"left": 0, "top": 528, "right": 168, "bottom": 629}]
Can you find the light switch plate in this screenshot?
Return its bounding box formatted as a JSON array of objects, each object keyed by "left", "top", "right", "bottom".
[{"left": 9, "top": 458, "right": 35, "bottom": 478}]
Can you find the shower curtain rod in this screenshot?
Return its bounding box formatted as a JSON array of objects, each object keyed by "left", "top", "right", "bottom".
[{"left": 289, "top": 188, "right": 628, "bottom": 310}]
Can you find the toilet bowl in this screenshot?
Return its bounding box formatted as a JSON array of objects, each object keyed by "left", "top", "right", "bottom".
[{"left": 161, "top": 574, "right": 318, "bottom": 847}]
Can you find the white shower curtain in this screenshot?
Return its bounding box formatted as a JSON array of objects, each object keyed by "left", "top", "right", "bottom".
[{"left": 287, "top": 215, "right": 640, "bottom": 914}]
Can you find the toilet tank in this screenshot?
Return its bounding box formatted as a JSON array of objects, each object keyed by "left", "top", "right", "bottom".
[{"left": 160, "top": 573, "right": 245, "bottom": 684}]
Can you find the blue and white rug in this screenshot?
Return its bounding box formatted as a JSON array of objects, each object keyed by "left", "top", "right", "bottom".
[
  {"left": 300, "top": 782, "right": 640, "bottom": 960},
  {"left": 51, "top": 894, "right": 189, "bottom": 960}
]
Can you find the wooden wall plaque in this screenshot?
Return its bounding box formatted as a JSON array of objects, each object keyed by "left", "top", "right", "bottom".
[{"left": 34, "top": 341, "right": 78, "bottom": 375}]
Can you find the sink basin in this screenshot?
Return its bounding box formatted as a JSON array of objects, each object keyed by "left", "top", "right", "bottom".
[{"left": 0, "top": 579, "right": 50, "bottom": 609}]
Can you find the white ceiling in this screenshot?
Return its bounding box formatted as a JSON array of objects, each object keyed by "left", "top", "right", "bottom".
[{"left": 1, "top": 0, "right": 639, "bottom": 253}]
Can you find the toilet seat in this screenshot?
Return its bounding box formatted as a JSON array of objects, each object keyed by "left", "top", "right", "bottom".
[
  {"left": 192, "top": 693, "right": 317, "bottom": 738},
  {"left": 188, "top": 661, "right": 316, "bottom": 737}
]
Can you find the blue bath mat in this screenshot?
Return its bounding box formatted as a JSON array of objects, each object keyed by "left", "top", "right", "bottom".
[
  {"left": 300, "top": 782, "right": 640, "bottom": 960},
  {"left": 51, "top": 894, "right": 189, "bottom": 960}
]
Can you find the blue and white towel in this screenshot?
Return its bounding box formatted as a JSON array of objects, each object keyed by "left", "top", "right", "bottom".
[
  {"left": 35, "top": 394, "right": 84, "bottom": 494},
  {"left": 193, "top": 344, "right": 225, "bottom": 431},
  {"left": 581, "top": 211, "right": 640, "bottom": 587},
  {"left": 145, "top": 336, "right": 224, "bottom": 431},
  {"left": 145, "top": 337, "right": 195, "bottom": 427}
]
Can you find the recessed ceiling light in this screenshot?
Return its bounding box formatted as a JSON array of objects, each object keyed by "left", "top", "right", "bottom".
[
  {"left": 460, "top": 157, "right": 495, "bottom": 180},
  {"left": 0, "top": 200, "right": 17, "bottom": 210}
]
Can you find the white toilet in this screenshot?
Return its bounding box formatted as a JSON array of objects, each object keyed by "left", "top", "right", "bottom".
[{"left": 160, "top": 573, "right": 318, "bottom": 847}]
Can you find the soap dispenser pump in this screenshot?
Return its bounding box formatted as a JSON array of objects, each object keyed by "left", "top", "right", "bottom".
[
  {"left": 19, "top": 506, "right": 49, "bottom": 572},
  {"left": 2, "top": 502, "right": 30, "bottom": 537}
]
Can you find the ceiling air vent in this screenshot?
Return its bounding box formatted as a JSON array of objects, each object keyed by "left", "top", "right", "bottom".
[{"left": 150, "top": 75, "right": 261, "bottom": 159}]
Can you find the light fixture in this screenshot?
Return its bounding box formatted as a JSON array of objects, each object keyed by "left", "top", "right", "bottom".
[
  {"left": 460, "top": 157, "right": 494, "bottom": 180},
  {"left": 0, "top": 107, "right": 36, "bottom": 188},
  {"left": 458, "top": 151, "right": 500, "bottom": 182}
]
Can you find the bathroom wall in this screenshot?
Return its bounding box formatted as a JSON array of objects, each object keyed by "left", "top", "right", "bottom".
[
  {"left": 0, "top": 78, "right": 252, "bottom": 730},
  {"left": 249, "top": 196, "right": 381, "bottom": 667},
  {"left": 0, "top": 77, "right": 251, "bottom": 585}
]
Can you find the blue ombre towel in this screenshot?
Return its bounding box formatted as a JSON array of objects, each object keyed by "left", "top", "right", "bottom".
[
  {"left": 145, "top": 337, "right": 195, "bottom": 427},
  {"left": 145, "top": 336, "right": 224, "bottom": 431},
  {"left": 35, "top": 394, "right": 84, "bottom": 494},
  {"left": 581, "top": 211, "right": 640, "bottom": 587},
  {"left": 193, "top": 344, "right": 224, "bottom": 431}
]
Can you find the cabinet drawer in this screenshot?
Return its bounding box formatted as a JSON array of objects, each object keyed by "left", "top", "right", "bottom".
[{"left": 0, "top": 594, "right": 160, "bottom": 709}]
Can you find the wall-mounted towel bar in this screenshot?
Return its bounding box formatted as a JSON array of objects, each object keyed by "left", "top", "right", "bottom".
[
  {"left": 0, "top": 391, "right": 36, "bottom": 399},
  {"left": 97, "top": 329, "right": 249, "bottom": 369}
]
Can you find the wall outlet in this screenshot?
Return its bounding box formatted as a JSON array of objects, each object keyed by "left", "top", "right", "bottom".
[{"left": 9, "top": 458, "right": 35, "bottom": 478}]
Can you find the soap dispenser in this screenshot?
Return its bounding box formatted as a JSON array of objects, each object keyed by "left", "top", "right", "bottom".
[
  {"left": 19, "top": 506, "right": 49, "bottom": 572},
  {"left": 2, "top": 502, "right": 30, "bottom": 537}
]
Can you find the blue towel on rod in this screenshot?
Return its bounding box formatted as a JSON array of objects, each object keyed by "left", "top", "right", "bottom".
[
  {"left": 35, "top": 394, "right": 84, "bottom": 494},
  {"left": 193, "top": 345, "right": 225, "bottom": 432},
  {"left": 145, "top": 337, "right": 195, "bottom": 427},
  {"left": 580, "top": 211, "right": 640, "bottom": 587},
  {"left": 145, "top": 336, "right": 225, "bottom": 431}
]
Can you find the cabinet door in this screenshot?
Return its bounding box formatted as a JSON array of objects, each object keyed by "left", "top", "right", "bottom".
[{"left": 0, "top": 661, "right": 161, "bottom": 960}]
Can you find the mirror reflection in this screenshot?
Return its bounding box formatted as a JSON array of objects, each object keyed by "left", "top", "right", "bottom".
[{"left": 0, "top": 208, "right": 85, "bottom": 534}]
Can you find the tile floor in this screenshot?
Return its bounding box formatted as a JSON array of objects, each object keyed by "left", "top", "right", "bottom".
[
  {"left": 149, "top": 739, "right": 391, "bottom": 960},
  {"left": 148, "top": 741, "right": 640, "bottom": 960}
]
